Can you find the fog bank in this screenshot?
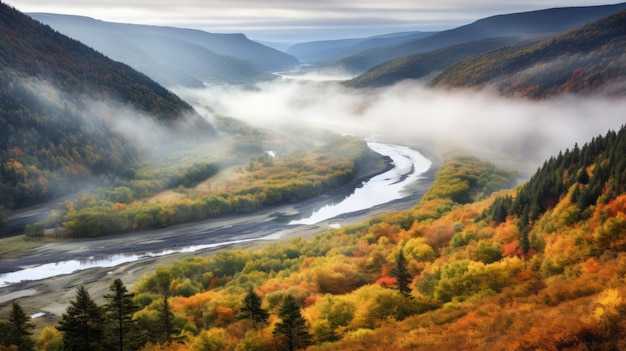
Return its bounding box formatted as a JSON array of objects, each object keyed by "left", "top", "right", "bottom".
[{"left": 176, "top": 76, "right": 626, "bottom": 173}]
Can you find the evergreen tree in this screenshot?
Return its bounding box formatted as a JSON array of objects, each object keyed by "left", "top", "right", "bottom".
[
  {"left": 273, "top": 295, "right": 312, "bottom": 351},
  {"left": 236, "top": 287, "right": 269, "bottom": 329},
  {"left": 158, "top": 293, "right": 175, "bottom": 344},
  {"left": 391, "top": 249, "right": 412, "bottom": 297},
  {"left": 577, "top": 167, "right": 590, "bottom": 185},
  {"left": 103, "top": 278, "right": 144, "bottom": 351},
  {"left": 1, "top": 301, "right": 35, "bottom": 350},
  {"left": 57, "top": 285, "right": 105, "bottom": 351}
]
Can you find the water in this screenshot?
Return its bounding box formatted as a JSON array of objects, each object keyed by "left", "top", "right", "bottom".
[
  {"left": 0, "top": 233, "right": 281, "bottom": 288},
  {"left": 0, "top": 142, "right": 430, "bottom": 287},
  {"left": 289, "top": 141, "right": 431, "bottom": 225}
]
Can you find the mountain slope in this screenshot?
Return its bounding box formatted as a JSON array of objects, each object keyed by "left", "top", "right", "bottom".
[
  {"left": 338, "top": 3, "right": 626, "bottom": 73},
  {"left": 332, "top": 31, "right": 434, "bottom": 63},
  {"left": 287, "top": 38, "right": 366, "bottom": 63},
  {"left": 122, "top": 127, "right": 626, "bottom": 351},
  {"left": 29, "top": 13, "right": 298, "bottom": 86},
  {"left": 344, "top": 37, "right": 519, "bottom": 88},
  {"left": 286, "top": 31, "right": 432, "bottom": 63},
  {"left": 0, "top": 3, "right": 212, "bottom": 209},
  {"left": 433, "top": 9, "right": 626, "bottom": 98}
]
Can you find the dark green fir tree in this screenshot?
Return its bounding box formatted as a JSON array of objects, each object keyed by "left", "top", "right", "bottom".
[
  {"left": 0, "top": 301, "right": 35, "bottom": 351},
  {"left": 103, "top": 278, "right": 145, "bottom": 351},
  {"left": 391, "top": 249, "right": 412, "bottom": 297},
  {"left": 273, "top": 295, "right": 312, "bottom": 351},
  {"left": 236, "top": 287, "right": 269, "bottom": 329},
  {"left": 57, "top": 285, "right": 105, "bottom": 351}
]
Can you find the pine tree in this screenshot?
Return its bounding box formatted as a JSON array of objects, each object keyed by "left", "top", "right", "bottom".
[
  {"left": 236, "top": 287, "right": 269, "bottom": 329},
  {"left": 158, "top": 293, "right": 176, "bottom": 344},
  {"left": 2, "top": 301, "right": 35, "bottom": 350},
  {"left": 273, "top": 295, "right": 312, "bottom": 351},
  {"left": 391, "top": 249, "right": 412, "bottom": 297},
  {"left": 103, "top": 278, "right": 145, "bottom": 351},
  {"left": 57, "top": 285, "right": 105, "bottom": 351}
]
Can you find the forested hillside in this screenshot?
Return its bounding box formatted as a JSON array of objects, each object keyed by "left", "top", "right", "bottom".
[
  {"left": 0, "top": 2, "right": 213, "bottom": 212},
  {"left": 8, "top": 123, "right": 626, "bottom": 350},
  {"left": 337, "top": 3, "right": 626, "bottom": 73},
  {"left": 485, "top": 126, "right": 626, "bottom": 253},
  {"left": 433, "top": 9, "right": 626, "bottom": 98},
  {"left": 344, "top": 37, "right": 517, "bottom": 88},
  {"left": 9, "top": 123, "right": 626, "bottom": 350}
]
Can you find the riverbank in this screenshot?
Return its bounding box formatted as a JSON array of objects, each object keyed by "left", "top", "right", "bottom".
[{"left": 0, "top": 142, "right": 439, "bottom": 335}]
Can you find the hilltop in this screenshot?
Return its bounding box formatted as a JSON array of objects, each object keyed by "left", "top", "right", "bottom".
[
  {"left": 433, "top": 9, "right": 626, "bottom": 98},
  {"left": 286, "top": 31, "right": 433, "bottom": 64},
  {"left": 344, "top": 37, "right": 517, "bottom": 88},
  {"left": 337, "top": 3, "right": 626, "bottom": 73},
  {"left": 345, "top": 7, "right": 626, "bottom": 98},
  {"left": 30, "top": 13, "right": 299, "bottom": 86}
]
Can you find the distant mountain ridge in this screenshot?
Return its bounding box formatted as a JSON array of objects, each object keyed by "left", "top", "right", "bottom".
[
  {"left": 286, "top": 31, "right": 433, "bottom": 63},
  {"left": 0, "top": 3, "right": 213, "bottom": 209},
  {"left": 344, "top": 37, "right": 520, "bottom": 88},
  {"left": 338, "top": 2, "right": 626, "bottom": 73},
  {"left": 30, "top": 13, "right": 299, "bottom": 86},
  {"left": 432, "top": 9, "right": 626, "bottom": 98}
]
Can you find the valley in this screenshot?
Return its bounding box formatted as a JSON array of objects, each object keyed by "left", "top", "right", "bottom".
[
  {"left": 2, "top": 2, "right": 626, "bottom": 350},
  {"left": 0, "top": 141, "right": 436, "bottom": 328}
]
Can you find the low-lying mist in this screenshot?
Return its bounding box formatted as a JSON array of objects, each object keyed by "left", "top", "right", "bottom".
[{"left": 175, "top": 75, "right": 626, "bottom": 175}]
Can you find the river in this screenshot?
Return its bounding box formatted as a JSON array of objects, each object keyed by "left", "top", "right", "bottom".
[{"left": 0, "top": 141, "right": 431, "bottom": 289}]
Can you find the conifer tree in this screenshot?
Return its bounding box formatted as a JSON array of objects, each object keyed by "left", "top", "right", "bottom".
[
  {"left": 391, "top": 249, "right": 412, "bottom": 297},
  {"left": 158, "top": 293, "right": 176, "bottom": 344},
  {"left": 104, "top": 278, "right": 144, "bottom": 351},
  {"left": 236, "top": 287, "right": 269, "bottom": 329},
  {"left": 1, "top": 301, "right": 35, "bottom": 350},
  {"left": 273, "top": 295, "right": 312, "bottom": 351},
  {"left": 57, "top": 285, "right": 105, "bottom": 351}
]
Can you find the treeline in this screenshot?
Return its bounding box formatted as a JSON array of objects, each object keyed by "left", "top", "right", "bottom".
[
  {"left": 484, "top": 125, "right": 626, "bottom": 252},
  {"left": 1, "top": 280, "right": 313, "bottom": 351}
]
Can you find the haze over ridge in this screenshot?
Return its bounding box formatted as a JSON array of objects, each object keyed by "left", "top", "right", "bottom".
[{"left": 8, "top": 0, "right": 624, "bottom": 42}]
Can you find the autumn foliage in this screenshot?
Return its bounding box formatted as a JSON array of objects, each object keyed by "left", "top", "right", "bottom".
[{"left": 12, "top": 125, "right": 626, "bottom": 350}]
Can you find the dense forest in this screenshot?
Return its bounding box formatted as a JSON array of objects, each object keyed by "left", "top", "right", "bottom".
[
  {"left": 0, "top": 2, "right": 213, "bottom": 213},
  {"left": 3, "top": 1, "right": 626, "bottom": 350},
  {"left": 8, "top": 123, "right": 626, "bottom": 349}
]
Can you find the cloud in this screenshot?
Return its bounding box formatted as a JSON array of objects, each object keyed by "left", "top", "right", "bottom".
[
  {"left": 175, "top": 72, "right": 626, "bottom": 174},
  {"left": 10, "top": 0, "right": 619, "bottom": 41}
]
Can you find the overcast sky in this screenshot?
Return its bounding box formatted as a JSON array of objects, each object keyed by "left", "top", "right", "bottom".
[{"left": 7, "top": 0, "right": 622, "bottom": 42}]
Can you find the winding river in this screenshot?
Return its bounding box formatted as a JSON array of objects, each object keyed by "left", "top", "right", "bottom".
[
  {"left": 290, "top": 142, "right": 431, "bottom": 225},
  {"left": 0, "top": 142, "right": 431, "bottom": 289}
]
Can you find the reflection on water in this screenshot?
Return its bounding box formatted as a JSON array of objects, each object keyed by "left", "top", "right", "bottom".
[{"left": 289, "top": 142, "right": 431, "bottom": 225}]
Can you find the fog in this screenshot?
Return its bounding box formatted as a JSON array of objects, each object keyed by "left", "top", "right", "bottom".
[
  {"left": 176, "top": 74, "right": 626, "bottom": 175},
  {"left": 21, "top": 77, "right": 213, "bottom": 158}
]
